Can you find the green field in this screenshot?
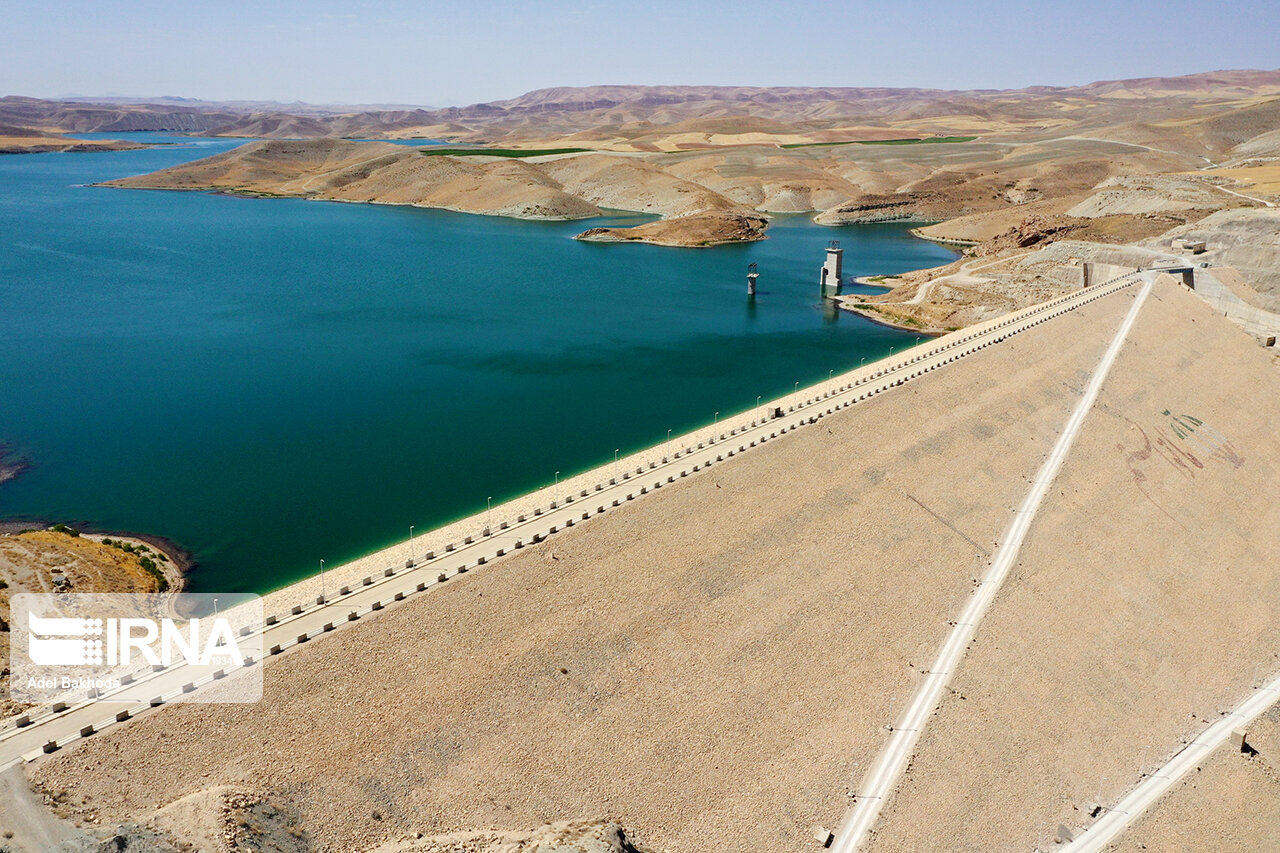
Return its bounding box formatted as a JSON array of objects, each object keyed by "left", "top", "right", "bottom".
[
  {"left": 781, "top": 136, "right": 978, "bottom": 149},
  {"left": 419, "top": 147, "right": 591, "bottom": 158}
]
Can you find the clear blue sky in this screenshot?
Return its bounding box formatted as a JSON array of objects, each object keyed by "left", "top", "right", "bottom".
[{"left": 2, "top": 0, "right": 1277, "bottom": 106}]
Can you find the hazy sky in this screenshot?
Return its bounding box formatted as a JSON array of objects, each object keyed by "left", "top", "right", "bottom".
[{"left": 3, "top": 0, "right": 1277, "bottom": 106}]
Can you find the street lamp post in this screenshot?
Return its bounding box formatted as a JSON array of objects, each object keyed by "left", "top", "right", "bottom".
[
  {"left": 319, "top": 559, "right": 325, "bottom": 602},
  {"left": 614, "top": 449, "right": 620, "bottom": 480},
  {"left": 486, "top": 496, "right": 492, "bottom": 530}
]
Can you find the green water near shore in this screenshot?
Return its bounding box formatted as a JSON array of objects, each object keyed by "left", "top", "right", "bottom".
[{"left": 0, "top": 133, "right": 957, "bottom": 594}]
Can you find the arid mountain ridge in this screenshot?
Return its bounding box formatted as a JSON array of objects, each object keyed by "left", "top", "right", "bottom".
[
  {"left": 96, "top": 68, "right": 1280, "bottom": 252},
  {"left": 6, "top": 68, "right": 1280, "bottom": 141}
]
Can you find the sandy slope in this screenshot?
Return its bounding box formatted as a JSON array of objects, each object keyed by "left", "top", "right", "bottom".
[
  {"left": 1104, "top": 701, "right": 1280, "bottom": 852},
  {"left": 864, "top": 278, "right": 1280, "bottom": 851}
]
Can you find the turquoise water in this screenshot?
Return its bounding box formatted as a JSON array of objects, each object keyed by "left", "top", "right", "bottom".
[{"left": 0, "top": 134, "right": 957, "bottom": 594}]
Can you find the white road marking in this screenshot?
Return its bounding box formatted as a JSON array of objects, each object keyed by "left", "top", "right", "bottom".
[{"left": 1061, "top": 671, "right": 1280, "bottom": 852}]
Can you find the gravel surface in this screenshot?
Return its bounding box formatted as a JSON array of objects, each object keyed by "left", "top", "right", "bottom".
[
  {"left": 866, "top": 278, "right": 1280, "bottom": 851},
  {"left": 1105, "top": 701, "right": 1280, "bottom": 853}
]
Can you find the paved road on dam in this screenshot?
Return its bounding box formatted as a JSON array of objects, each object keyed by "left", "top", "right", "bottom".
[{"left": 0, "top": 269, "right": 1147, "bottom": 773}]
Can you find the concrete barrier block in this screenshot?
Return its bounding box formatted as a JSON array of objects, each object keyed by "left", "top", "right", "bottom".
[
  {"left": 496, "top": 548, "right": 505, "bottom": 556},
  {"left": 296, "top": 633, "right": 310, "bottom": 644},
  {"left": 425, "top": 550, "right": 435, "bottom": 559},
  {"left": 15, "top": 714, "right": 30, "bottom": 727},
  {"left": 385, "top": 567, "right": 395, "bottom": 577},
  {"left": 291, "top": 605, "right": 303, "bottom": 615},
  {"left": 582, "top": 512, "right": 590, "bottom": 520},
  {"left": 348, "top": 611, "right": 359, "bottom": 621},
  {"left": 566, "top": 518, "right": 575, "bottom": 527},
  {"left": 316, "top": 595, "right": 326, "bottom": 606},
  {"left": 362, "top": 576, "right": 373, "bottom": 586},
  {"left": 340, "top": 585, "right": 350, "bottom": 595},
  {"left": 182, "top": 682, "right": 196, "bottom": 693},
  {"left": 437, "top": 572, "right": 447, "bottom": 582},
  {"left": 464, "top": 535, "right": 473, "bottom": 544},
  {"left": 213, "top": 668, "right": 226, "bottom": 679},
  {"left": 371, "top": 601, "right": 384, "bottom": 610},
  {"left": 43, "top": 740, "right": 58, "bottom": 753},
  {"left": 394, "top": 591, "right": 405, "bottom": 601},
  {"left": 1231, "top": 728, "right": 1249, "bottom": 752},
  {"left": 515, "top": 539, "right": 524, "bottom": 548},
  {"left": 477, "top": 556, "right": 486, "bottom": 565},
  {"left": 446, "top": 543, "right": 455, "bottom": 552},
  {"left": 405, "top": 559, "right": 414, "bottom": 569},
  {"left": 534, "top": 507, "right": 543, "bottom": 516},
  {"left": 812, "top": 826, "right": 832, "bottom": 847},
  {"left": 265, "top": 615, "right": 278, "bottom": 625},
  {"left": 500, "top": 521, "right": 508, "bottom": 529},
  {"left": 416, "top": 581, "right": 427, "bottom": 591},
  {"left": 51, "top": 701, "right": 68, "bottom": 713},
  {"left": 269, "top": 644, "right": 282, "bottom": 655},
  {"left": 457, "top": 565, "right": 468, "bottom": 573},
  {"left": 115, "top": 710, "right": 130, "bottom": 722},
  {"left": 550, "top": 525, "right": 558, "bottom": 533}
]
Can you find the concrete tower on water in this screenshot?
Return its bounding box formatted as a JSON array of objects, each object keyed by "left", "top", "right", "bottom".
[{"left": 821, "top": 241, "right": 843, "bottom": 296}]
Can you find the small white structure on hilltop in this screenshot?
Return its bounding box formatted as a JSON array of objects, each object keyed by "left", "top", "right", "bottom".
[
  {"left": 1173, "top": 237, "right": 1207, "bottom": 254},
  {"left": 821, "top": 241, "right": 843, "bottom": 296}
]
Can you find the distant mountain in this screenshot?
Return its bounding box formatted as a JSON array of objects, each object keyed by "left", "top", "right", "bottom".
[{"left": 7, "top": 68, "right": 1280, "bottom": 142}]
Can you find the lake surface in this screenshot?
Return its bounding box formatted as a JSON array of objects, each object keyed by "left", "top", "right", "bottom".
[{"left": 0, "top": 133, "right": 957, "bottom": 594}]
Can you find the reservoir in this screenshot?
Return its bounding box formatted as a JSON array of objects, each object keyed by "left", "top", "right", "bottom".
[{"left": 0, "top": 133, "right": 957, "bottom": 594}]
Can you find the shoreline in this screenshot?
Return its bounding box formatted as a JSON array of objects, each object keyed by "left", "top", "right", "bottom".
[
  {"left": 909, "top": 226, "right": 980, "bottom": 247},
  {"left": 836, "top": 298, "right": 946, "bottom": 336},
  {"left": 0, "top": 518, "right": 190, "bottom": 591}
]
